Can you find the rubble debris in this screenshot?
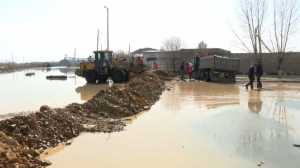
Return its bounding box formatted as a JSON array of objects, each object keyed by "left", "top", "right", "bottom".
[
  {"left": 6, "top": 138, "right": 19, "bottom": 147},
  {"left": 106, "top": 77, "right": 114, "bottom": 87},
  {"left": 66, "top": 141, "right": 72, "bottom": 145},
  {"left": 41, "top": 159, "right": 52, "bottom": 166},
  {"left": 46, "top": 75, "right": 67, "bottom": 79},
  {"left": 257, "top": 161, "right": 264, "bottom": 166},
  {"left": 0, "top": 71, "right": 174, "bottom": 167},
  {"left": 165, "top": 86, "right": 172, "bottom": 91},
  {"left": 25, "top": 72, "right": 35, "bottom": 76},
  {"left": 129, "top": 72, "right": 137, "bottom": 79},
  {"left": 0, "top": 131, "right": 43, "bottom": 168},
  {"left": 46, "top": 75, "right": 67, "bottom": 81},
  {"left": 39, "top": 105, "right": 50, "bottom": 112}
]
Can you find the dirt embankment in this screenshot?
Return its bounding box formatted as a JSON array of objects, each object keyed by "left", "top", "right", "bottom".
[
  {"left": 0, "top": 71, "right": 173, "bottom": 168},
  {"left": 153, "top": 70, "right": 176, "bottom": 81}
]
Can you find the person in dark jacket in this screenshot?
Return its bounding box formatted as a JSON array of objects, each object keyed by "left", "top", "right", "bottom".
[
  {"left": 256, "top": 61, "right": 263, "bottom": 88},
  {"left": 245, "top": 64, "right": 256, "bottom": 89},
  {"left": 180, "top": 62, "right": 185, "bottom": 81}
]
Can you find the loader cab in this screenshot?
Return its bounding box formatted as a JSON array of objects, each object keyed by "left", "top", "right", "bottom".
[{"left": 93, "top": 51, "right": 113, "bottom": 73}]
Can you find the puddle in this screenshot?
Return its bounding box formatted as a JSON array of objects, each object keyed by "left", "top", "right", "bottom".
[
  {"left": 42, "top": 82, "right": 300, "bottom": 168},
  {"left": 0, "top": 67, "right": 108, "bottom": 115}
]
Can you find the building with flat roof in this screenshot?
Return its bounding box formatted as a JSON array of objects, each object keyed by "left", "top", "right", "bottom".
[{"left": 138, "top": 48, "right": 231, "bottom": 72}]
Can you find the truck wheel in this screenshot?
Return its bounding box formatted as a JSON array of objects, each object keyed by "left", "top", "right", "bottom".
[
  {"left": 204, "top": 71, "right": 210, "bottom": 82},
  {"left": 194, "top": 71, "right": 200, "bottom": 78},
  {"left": 199, "top": 72, "right": 203, "bottom": 80},
  {"left": 111, "top": 68, "right": 126, "bottom": 83},
  {"left": 85, "top": 70, "right": 97, "bottom": 83}
]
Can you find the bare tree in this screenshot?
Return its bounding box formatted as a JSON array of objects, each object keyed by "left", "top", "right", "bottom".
[
  {"left": 235, "top": 0, "right": 300, "bottom": 72},
  {"left": 161, "top": 37, "right": 184, "bottom": 73},
  {"left": 234, "top": 0, "right": 267, "bottom": 61},
  {"left": 114, "top": 50, "right": 129, "bottom": 59},
  {"left": 254, "top": 0, "right": 300, "bottom": 71},
  {"left": 270, "top": 0, "right": 299, "bottom": 71}
]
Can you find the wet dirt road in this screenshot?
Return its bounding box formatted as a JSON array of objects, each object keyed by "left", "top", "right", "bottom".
[
  {"left": 42, "top": 81, "right": 300, "bottom": 168},
  {"left": 0, "top": 67, "right": 108, "bottom": 115}
]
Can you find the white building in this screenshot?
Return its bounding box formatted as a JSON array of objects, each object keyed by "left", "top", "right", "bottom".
[
  {"left": 142, "top": 50, "right": 165, "bottom": 70},
  {"left": 198, "top": 41, "right": 207, "bottom": 49},
  {"left": 142, "top": 50, "right": 179, "bottom": 72}
]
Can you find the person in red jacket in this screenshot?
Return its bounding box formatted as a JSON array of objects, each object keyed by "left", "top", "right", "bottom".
[
  {"left": 153, "top": 63, "right": 157, "bottom": 70},
  {"left": 205, "top": 53, "right": 211, "bottom": 57},
  {"left": 136, "top": 57, "right": 143, "bottom": 65},
  {"left": 186, "top": 63, "right": 193, "bottom": 81}
]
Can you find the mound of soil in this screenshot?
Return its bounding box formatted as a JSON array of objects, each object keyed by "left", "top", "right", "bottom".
[
  {"left": 153, "top": 70, "right": 176, "bottom": 81},
  {"left": 0, "top": 71, "right": 167, "bottom": 167}
]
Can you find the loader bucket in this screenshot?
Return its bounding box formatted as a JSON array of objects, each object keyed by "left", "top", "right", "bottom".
[{"left": 130, "top": 64, "right": 150, "bottom": 74}]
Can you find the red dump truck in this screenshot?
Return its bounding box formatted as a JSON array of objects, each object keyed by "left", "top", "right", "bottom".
[{"left": 195, "top": 56, "right": 240, "bottom": 82}]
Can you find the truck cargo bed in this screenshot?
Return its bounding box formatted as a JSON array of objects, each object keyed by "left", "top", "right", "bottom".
[{"left": 199, "top": 56, "right": 239, "bottom": 72}]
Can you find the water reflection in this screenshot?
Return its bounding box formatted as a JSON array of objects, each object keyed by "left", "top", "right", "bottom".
[
  {"left": 41, "top": 67, "right": 51, "bottom": 72},
  {"left": 248, "top": 91, "right": 263, "bottom": 113},
  {"left": 162, "top": 84, "right": 182, "bottom": 112},
  {"left": 46, "top": 78, "right": 67, "bottom": 81},
  {"left": 37, "top": 67, "right": 77, "bottom": 75},
  {"left": 237, "top": 93, "right": 298, "bottom": 164},
  {"left": 58, "top": 68, "right": 77, "bottom": 75},
  {"left": 165, "top": 82, "right": 240, "bottom": 111},
  {"left": 273, "top": 98, "right": 288, "bottom": 125},
  {"left": 75, "top": 84, "right": 109, "bottom": 101}
]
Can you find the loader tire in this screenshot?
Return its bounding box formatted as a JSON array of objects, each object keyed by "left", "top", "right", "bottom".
[
  {"left": 109, "top": 67, "right": 117, "bottom": 77},
  {"left": 85, "top": 70, "right": 97, "bottom": 83},
  {"left": 111, "top": 69, "right": 126, "bottom": 83},
  {"left": 123, "top": 69, "right": 130, "bottom": 82}
]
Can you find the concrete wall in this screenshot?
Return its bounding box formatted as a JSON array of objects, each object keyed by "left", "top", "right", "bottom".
[
  {"left": 231, "top": 53, "right": 300, "bottom": 74},
  {"left": 143, "top": 50, "right": 300, "bottom": 75}
]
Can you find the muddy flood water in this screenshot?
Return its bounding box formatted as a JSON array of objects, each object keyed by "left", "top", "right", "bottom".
[
  {"left": 32, "top": 79, "right": 300, "bottom": 168},
  {"left": 0, "top": 67, "right": 108, "bottom": 115}
]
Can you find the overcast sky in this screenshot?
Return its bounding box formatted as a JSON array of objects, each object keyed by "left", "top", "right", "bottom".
[{"left": 0, "top": 0, "right": 299, "bottom": 62}]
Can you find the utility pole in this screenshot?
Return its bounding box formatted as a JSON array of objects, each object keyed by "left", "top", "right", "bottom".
[
  {"left": 104, "top": 6, "right": 109, "bottom": 50},
  {"left": 74, "top": 48, "right": 76, "bottom": 67},
  {"left": 97, "top": 29, "right": 99, "bottom": 51},
  {"left": 129, "top": 43, "right": 131, "bottom": 55}
]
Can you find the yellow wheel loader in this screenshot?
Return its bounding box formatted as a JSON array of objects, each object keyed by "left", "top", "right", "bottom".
[{"left": 75, "top": 51, "right": 149, "bottom": 83}]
